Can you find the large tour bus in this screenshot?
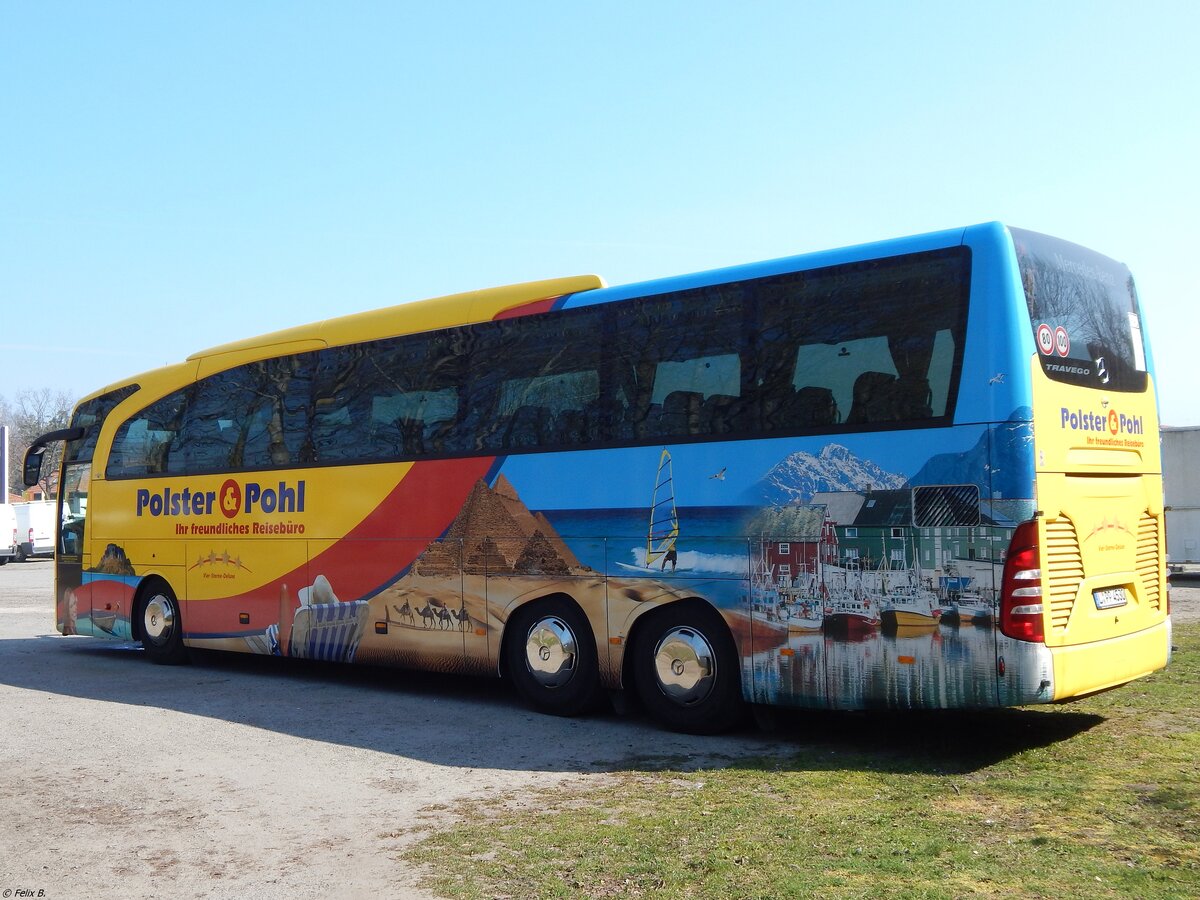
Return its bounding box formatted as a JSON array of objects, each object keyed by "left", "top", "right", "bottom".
[{"left": 25, "top": 223, "right": 1170, "bottom": 732}]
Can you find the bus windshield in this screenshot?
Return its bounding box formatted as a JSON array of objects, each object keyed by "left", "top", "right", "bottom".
[{"left": 1012, "top": 226, "right": 1148, "bottom": 392}]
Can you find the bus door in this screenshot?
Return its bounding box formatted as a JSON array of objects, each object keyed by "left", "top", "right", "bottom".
[{"left": 56, "top": 461, "right": 92, "bottom": 636}]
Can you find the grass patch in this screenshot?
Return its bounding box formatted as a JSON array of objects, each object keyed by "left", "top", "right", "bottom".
[{"left": 406, "top": 625, "right": 1200, "bottom": 898}]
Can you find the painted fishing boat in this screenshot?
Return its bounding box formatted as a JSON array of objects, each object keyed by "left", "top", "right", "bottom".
[
  {"left": 879, "top": 571, "right": 940, "bottom": 630},
  {"left": 782, "top": 589, "right": 825, "bottom": 633},
  {"left": 822, "top": 573, "right": 880, "bottom": 636},
  {"left": 952, "top": 594, "right": 995, "bottom": 625}
]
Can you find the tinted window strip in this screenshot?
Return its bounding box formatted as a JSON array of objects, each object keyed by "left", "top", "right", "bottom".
[{"left": 106, "top": 247, "right": 970, "bottom": 479}]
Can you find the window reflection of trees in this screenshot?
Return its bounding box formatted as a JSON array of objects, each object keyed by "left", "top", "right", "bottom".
[
  {"left": 1017, "top": 231, "right": 1144, "bottom": 391},
  {"left": 66, "top": 385, "right": 138, "bottom": 464},
  {"left": 186, "top": 356, "right": 315, "bottom": 471},
  {"left": 108, "top": 392, "right": 188, "bottom": 476},
  {"left": 106, "top": 248, "right": 972, "bottom": 479}
]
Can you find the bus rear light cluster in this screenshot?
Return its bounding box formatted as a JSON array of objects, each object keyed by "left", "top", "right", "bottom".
[{"left": 1001, "top": 520, "right": 1045, "bottom": 643}]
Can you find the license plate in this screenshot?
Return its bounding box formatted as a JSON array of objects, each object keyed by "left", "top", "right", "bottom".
[{"left": 1093, "top": 587, "right": 1128, "bottom": 610}]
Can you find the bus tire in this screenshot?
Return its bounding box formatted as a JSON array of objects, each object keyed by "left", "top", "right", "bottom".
[
  {"left": 632, "top": 602, "right": 743, "bottom": 734},
  {"left": 139, "top": 580, "right": 188, "bottom": 665},
  {"left": 504, "top": 598, "right": 600, "bottom": 717}
]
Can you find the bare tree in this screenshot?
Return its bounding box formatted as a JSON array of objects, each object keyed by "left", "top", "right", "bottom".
[{"left": 1, "top": 388, "right": 76, "bottom": 499}]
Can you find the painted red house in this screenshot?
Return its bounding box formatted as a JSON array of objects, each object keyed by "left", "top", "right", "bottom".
[{"left": 748, "top": 505, "right": 836, "bottom": 584}]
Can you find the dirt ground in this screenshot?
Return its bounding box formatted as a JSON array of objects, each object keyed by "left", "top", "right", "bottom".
[
  {"left": 2, "top": 560, "right": 1195, "bottom": 899},
  {"left": 0, "top": 561, "right": 797, "bottom": 899}
]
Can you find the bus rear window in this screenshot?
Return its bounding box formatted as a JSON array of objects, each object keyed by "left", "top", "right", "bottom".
[{"left": 1012, "top": 227, "right": 1148, "bottom": 392}]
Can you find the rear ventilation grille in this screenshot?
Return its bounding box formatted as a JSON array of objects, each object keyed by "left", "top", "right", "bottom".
[
  {"left": 1044, "top": 518, "right": 1084, "bottom": 631},
  {"left": 1137, "top": 513, "right": 1163, "bottom": 611}
]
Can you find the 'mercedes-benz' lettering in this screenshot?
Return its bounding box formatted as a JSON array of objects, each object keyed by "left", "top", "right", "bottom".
[{"left": 136, "top": 480, "right": 306, "bottom": 517}]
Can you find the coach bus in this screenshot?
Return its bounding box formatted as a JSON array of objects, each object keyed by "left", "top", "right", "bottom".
[{"left": 24, "top": 223, "right": 1170, "bottom": 732}]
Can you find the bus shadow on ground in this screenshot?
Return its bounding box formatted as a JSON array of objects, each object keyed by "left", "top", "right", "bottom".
[
  {"left": 744, "top": 706, "right": 1103, "bottom": 775},
  {"left": 2, "top": 635, "right": 1102, "bottom": 776}
]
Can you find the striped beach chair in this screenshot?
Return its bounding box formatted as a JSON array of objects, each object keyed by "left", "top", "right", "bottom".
[{"left": 265, "top": 599, "right": 371, "bottom": 663}]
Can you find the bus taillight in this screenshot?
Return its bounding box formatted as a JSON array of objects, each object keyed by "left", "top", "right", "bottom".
[{"left": 1001, "top": 520, "right": 1045, "bottom": 643}]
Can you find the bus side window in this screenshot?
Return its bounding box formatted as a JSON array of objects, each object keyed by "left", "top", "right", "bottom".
[
  {"left": 646, "top": 355, "right": 740, "bottom": 437},
  {"left": 184, "top": 357, "right": 312, "bottom": 472},
  {"left": 758, "top": 250, "right": 968, "bottom": 431},
  {"left": 311, "top": 403, "right": 356, "bottom": 461},
  {"left": 612, "top": 284, "right": 748, "bottom": 441},
  {"left": 106, "top": 389, "right": 188, "bottom": 477},
  {"left": 470, "top": 305, "right": 604, "bottom": 453},
  {"left": 370, "top": 389, "right": 459, "bottom": 458},
  {"left": 310, "top": 344, "right": 381, "bottom": 463}
]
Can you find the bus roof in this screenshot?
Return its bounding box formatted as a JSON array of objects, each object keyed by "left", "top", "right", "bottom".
[
  {"left": 187, "top": 273, "right": 607, "bottom": 363},
  {"left": 564, "top": 224, "right": 973, "bottom": 309},
  {"left": 75, "top": 222, "right": 1006, "bottom": 407}
]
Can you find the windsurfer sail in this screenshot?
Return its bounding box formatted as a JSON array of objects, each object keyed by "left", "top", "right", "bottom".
[{"left": 646, "top": 448, "right": 680, "bottom": 571}]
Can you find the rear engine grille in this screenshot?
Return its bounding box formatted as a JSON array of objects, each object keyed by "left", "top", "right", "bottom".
[
  {"left": 1044, "top": 517, "right": 1084, "bottom": 631},
  {"left": 1137, "top": 512, "right": 1163, "bottom": 610}
]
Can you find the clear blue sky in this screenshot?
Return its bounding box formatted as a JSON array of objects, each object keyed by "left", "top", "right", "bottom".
[{"left": 4, "top": 2, "right": 1198, "bottom": 423}]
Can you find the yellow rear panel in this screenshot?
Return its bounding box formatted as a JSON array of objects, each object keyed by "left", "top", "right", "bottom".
[{"left": 1031, "top": 360, "right": 1169, "bottom": 698}]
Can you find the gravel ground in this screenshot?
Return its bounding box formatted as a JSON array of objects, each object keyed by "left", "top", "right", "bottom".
[
  {"left": 1168, "top": 574, "right": 1200, "bottom": 624},
  {"left": 0, "top": 560, "right": 796, "bottom": 899},
  {"left": 2, "top": 560, "right": 1193, "bottom": 899}
]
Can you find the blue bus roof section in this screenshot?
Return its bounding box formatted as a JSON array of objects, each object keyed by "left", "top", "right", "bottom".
[
  {"left": 558, "top": 224, "right": 973, "bottom": 309},
  {"left": 558, "top": 221, "right": 1035, "bottom": 430}
]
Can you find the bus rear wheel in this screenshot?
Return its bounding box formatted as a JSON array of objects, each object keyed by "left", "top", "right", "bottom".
[
  {"left": 632, "top": 603, "right": 743, "bottom": 734},
  {"left": 139, "top": 581, "right": 188, "bottom": 665},
  {"left": 505, "top": 598, "right": 600, "bottom": 717}
]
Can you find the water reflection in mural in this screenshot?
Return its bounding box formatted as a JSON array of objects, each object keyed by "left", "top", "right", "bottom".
[{"left": 750, "top": 621, "right": 999, "bottom": 710}]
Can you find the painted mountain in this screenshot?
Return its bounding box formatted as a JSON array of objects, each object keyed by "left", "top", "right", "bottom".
[
  {"left": 750, "top": 443, "right": 907, "bottom": 505},
  {"left": 905, "top": 409, "right": 1035, "bottom": 500}
]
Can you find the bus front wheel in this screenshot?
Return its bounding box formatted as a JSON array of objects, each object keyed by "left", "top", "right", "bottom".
[
  {"left": 632, "top": 603, "right": 743, "bottom": 734},
  {"left": 139, "top": 581, "right": 188, "bottom": 665},
  {"left": 504, "top": 598, "right": 601, "bottom": 717}
]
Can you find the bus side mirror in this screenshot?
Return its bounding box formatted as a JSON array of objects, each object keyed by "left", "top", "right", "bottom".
[
  {"left": 22, "top": 427, "right": 86, "bottom": 488},
  {"left": 23, "top": 448, "right": 46, "bottom": 488}
]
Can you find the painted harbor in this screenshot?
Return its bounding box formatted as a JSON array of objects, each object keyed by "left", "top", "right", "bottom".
[{"left": 541, "top": 503, "right": 1009, "bottom": 710}]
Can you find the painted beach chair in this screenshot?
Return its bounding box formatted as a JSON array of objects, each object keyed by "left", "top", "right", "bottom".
[{"left": 265, "top": 598, "right": 371, "bottom": 663}]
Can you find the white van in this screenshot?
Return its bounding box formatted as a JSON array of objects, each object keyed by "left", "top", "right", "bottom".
[
  {"left": 13, "top": 500, "right": 56, "bottom": 560},
  {"left": 0, "top": 504, "right": 16, "bottom": 565}
]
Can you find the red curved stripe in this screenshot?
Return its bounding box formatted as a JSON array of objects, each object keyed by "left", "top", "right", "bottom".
[{"left": 185, "top": 456, "right": 494, "bottom": 634}]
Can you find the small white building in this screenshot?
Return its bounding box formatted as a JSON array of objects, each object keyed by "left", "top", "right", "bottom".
[{"left": 1162, "top": 426, "right": 1200, "bottom": 566}]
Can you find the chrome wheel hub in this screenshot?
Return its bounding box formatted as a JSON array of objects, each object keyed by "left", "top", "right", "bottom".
[
  {"left": 653, "top": 626, "right": 716, "bottom": 706},
  {"left": 524, "top": 616, "right": 577, "bottom": 688},
  {"left": 144, "top": 593, "right": 176, "bottom": 645}
]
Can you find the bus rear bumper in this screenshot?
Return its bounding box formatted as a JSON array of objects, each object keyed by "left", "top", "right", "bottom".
[{"left": 1050, "top": 618, "right": 1172, "bottom": 701}]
